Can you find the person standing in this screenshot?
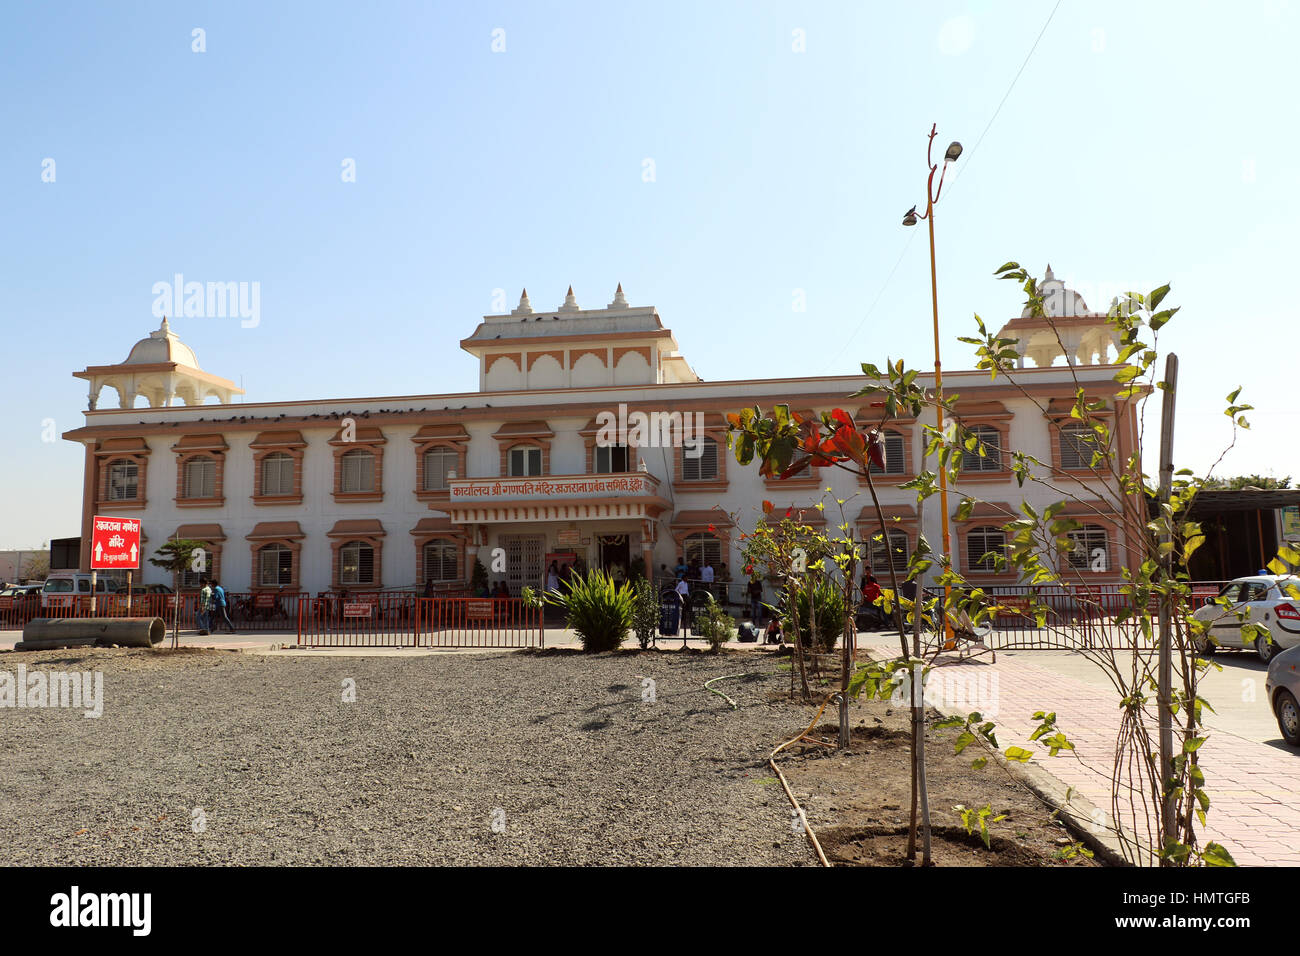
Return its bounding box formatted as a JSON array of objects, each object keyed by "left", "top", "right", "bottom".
[
  {"left": 546, "top": 561, "right": 560, "bottom": 593},
  {"left": 701, "top": 561, "right": 715, "bottom": 597},
  {"left": 674, "top": 576, "right": 692, "bottom": 637},
  {"left": 197, "top": 577, "right": 213, "bottom": 636},
  {"left": 747, "top": 576, "right": 764, "bottom": 624},
  {"left": 212, "top": 578, "right": 236, "bottom": 634}
]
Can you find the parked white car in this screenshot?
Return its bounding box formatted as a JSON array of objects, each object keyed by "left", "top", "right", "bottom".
[
  {"left": 40, "top": 572, "right": 120, "bottom": 609},
  {"left": 1266, "top": 644, "right": 1300, "bottom": 747},
  {"left": 1191, "top": 575, "right": 1300, "bottom": 662}
]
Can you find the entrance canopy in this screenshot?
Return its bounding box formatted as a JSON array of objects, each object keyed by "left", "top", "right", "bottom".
[{"left": 445, "top": 474, "right": 670, "bottom": 524}]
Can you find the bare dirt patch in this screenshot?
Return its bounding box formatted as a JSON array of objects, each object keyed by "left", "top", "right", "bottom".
[{"left": 778, "top": 703, "right": 1100, "bottom": 867}]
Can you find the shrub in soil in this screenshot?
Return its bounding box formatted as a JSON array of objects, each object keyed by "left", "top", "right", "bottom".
[
  {"left": 547, "top": 569, "right": 633, "bottom": 652},
  {"left": 788, "top": 576, "right": 844, "bottom": 652},
  {"left": 695, "top": 594, "right": 736, "bottom": 652}
]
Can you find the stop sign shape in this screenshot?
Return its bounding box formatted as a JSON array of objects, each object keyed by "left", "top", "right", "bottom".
[{"left": 91, "top": 515, "right": 142, "bottom": 570}]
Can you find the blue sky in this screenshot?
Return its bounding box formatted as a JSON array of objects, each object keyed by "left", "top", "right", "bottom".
[{"left": 2, "top": 0, "right": 1296, "bottom": 549}]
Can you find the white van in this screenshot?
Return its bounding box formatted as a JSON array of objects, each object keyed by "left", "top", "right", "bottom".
[{"left": 42, "top": 572, "right": 121, "bottom": 609}]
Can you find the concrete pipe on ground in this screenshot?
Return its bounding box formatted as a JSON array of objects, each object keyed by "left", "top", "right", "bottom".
[{"left": 16, "top": 617, "right": 166, "bottom": 651}]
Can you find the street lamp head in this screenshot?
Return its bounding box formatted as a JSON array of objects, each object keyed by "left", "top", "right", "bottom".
[
  {"left": 944, "top": 141, "right": 963, "bottom": 163},
  {"left": 902, "top": 206, "right": 918, "bottom": 227}
]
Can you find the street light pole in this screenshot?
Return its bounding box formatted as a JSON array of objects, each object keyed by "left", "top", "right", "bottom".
[{"left": 905, "top": 124, "right": 961, "bottom": 648}]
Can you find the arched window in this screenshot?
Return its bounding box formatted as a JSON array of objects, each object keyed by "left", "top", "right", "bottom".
[
  {"left": 423, "top": 540, "right": 458, "bottom": 582},
  {"left": 182, "top": 455, "right": 216, "bottom": 498},
  {"left": 966, "top": 526, "right": 1007, "bottom": 572},
  {"left": 868, "top": 430, "right": 907, "bottom": 476},
  {"left": 423, "top": 447, "right": 457, "bottom": 491},
  {"left": 868, "top": 529, "right": 910, "bottom": 573},
  {"left": 258, "top": 544, "right": 293, "bottom": 587},
  {"left": 107, "top": 459, "right": 139, "bottom": 500},
  {"left": 960, "top": 426, "right": 1003, "bottom": 473},
  {"left": 339, "top": 540, "right": 375, "bottom": 586},
  {"left": 684, "top": 532, "right": 722, "bottom": 570},
  {"left": 340, "top": 449, "right": 375, "bottom": 493},
  {"left": 1066, "top": 525, "right": 1109, "bottom": 571},
  {"left": 1059, "top": 423, "right": 1095, "bottom": 471},
  {"left": 682, "top": 437, "right": 719, "bottom": 481},
  {"left": 261, "top": 452, "right": 295, "bottom": 496}
]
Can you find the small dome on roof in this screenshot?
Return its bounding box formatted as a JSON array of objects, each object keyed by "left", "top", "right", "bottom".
[
  {"left": 122, "top": 317, "right": 201, "bottom": 368},
  {"left": 1021, "top": 264, "right": 1091, "bottom": 319}
]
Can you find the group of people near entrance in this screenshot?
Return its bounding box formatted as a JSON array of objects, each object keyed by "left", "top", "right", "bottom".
[{"left": 196, "top": 577, "right": 235, "bottom": 636}]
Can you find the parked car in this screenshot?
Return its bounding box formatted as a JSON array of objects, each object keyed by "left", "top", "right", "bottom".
[
  {"left": 1191, "top": 575, "right": 1300, "bottom": 662},
  {"left": 1265, "top": 644, "right": 1300, "bottom": 746},
  {"left": 41, "top": 572, "right": 121, "bottom": 609},
  {"left": 0, "top": 583, "right": 43, "bottom": 613},
  {"left": 129, "top": 584, "right": 174, "bottom": 595}
]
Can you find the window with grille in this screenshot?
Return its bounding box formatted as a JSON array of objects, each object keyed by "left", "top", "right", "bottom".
[
  {"left": 966, "top": 526, "right": 1007, "bottom": 572},
  {"left": 868, "top": 529, "right": 910, "bottom": 573},
  {"left": 423, "top": 447, "right": 457, "bottom": 491},
  {"left": 960, "top": 426, "right": 1003, "bottom": 473},
  {"left": 868, "top": 431, "right": 907, "bottom": 475},
  {"left": 684, "top": 532, "right": 722, "bottom": 570},
  {"left": 682, "top": 437, "right": 719, "bottom": 481},
  {"left": 1066, "top": 525, "right": 1109, "bottom": 571},
  {"left": 179, "top": 548, "right": 214, "bottom": 589},
  {"left": 339, "top": 541, "right": 375, "bottom": 586},
  {"left": 107, "top": 460, "right": 138, "bottom": 500},
  {"left": 340, "top": 449, "right": 375, "bottom": 492},
  {"left": 259, "top": 545, "right": 293, "bottom": 587},
  {"left": 594, "top": 444, "right": 629, "bottom": 474},
  {"left": 508, "top": 446, "right": 542, "bottom": 477},
  {"left": 423, "top": 540, "right": 458, "bottom": 582},
  {"left": 261, "top": 453, "right": 295, "bottom": 496},
  {"left": 183, "top": 456, "right": 216, "bottom": 498},
  {"left": 1059, "top": 424, "right": 1095, "bottom": 471}
]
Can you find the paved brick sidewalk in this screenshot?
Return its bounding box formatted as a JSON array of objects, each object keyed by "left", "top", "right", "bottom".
[{"left": 857, "top": 636, "right": 1300, "bottom": 866}]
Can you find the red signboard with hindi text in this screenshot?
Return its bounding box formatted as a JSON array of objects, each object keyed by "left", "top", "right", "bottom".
[{"left": 90, "top": 515, "right": 142, "bottom": 571}]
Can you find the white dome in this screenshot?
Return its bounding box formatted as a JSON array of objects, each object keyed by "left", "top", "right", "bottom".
[
  {"left": 1021, "top": 264, "right": 1091, "bottom": 319},
  {"left": 122, "top": 318, "right": 201, "bottom": 368}
]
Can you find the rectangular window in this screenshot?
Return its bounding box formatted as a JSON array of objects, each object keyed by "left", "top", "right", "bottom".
[
  {"left": 183, "top": 457, "right": 216, "bottom": 498},
  {"left": 340, "top": 452, "right": 375, "bottom": 493},
  {"left": 966, "top": 529, "right": 1007, "bottom": 572},
  {"left": 262, "top": 454, "right": 295, "bottom": 495},
  {"left": 961, "top": 427, "right": 1003, "bottom": 473},
  {"left": 107, "top": 461, "right": 139, "bottom": 500},
  {"left": 869, "top": 432, "right": 907, "bottom": 476},
  {"left": 509, "top": 446, "right": 542, "bottom": 477},
  {"left": 424, "top": 541, "right": 457, "bottom": 581},
  {"left": 681, "top": 438, "right": 718, "bottom": 481},
  {"left": 423, "top": 447, "right": 457, "bottom": 491},
  {"left": 1066, "top": 526, "right": 1108, "bottom": 570},
  {"left": 594, "top": 445, "right": 629, "bottom": 474},
  {"left": 260, "top": 547, "right": 293, "bottom": 587},
  {"left": 869, "top": 530, "right": 910, "bottom": 573},
  {"left": 684, "top": 533, "right": 722, "bottom": 570},
  {"left": 340, "top": 543, "right": 375, "bottom": 586},
  {"left": 1059, "top": 426, "right": 1094, "bottom": 471}
]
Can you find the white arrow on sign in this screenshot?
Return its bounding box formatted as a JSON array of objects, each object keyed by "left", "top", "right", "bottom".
[
  {"left": 94, "top": 542, "right": 103, "bottom": 561},
  {"left": 130, "top": 543, "right": 138, "bottom": 562}
]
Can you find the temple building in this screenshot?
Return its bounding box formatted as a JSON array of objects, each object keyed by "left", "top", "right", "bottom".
[{"left": 62, "top": 276, "right": 1142, "bottom": 597}]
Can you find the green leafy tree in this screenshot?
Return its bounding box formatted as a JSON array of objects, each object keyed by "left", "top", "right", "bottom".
[
  {"left": 150, "top": 539, "right": 206, "bottom": 648},
  {"left": 728, "top": 263, "right": 1259, "bottom": 867}
]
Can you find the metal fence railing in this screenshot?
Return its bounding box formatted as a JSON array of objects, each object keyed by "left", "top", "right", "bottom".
[
  {"left": 296, "top": 596, "right": 543, "bottom": 648},
  {"left": 1, "top": 590, "right": 304, "bottom": 633},
  {"left": 916, "top": 582, "right": 1229, "bottom": 650}
]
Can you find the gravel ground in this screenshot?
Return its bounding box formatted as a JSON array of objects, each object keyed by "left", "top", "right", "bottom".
[{"left": 0, "top": 647, "right": 816, "bottom": 866}]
